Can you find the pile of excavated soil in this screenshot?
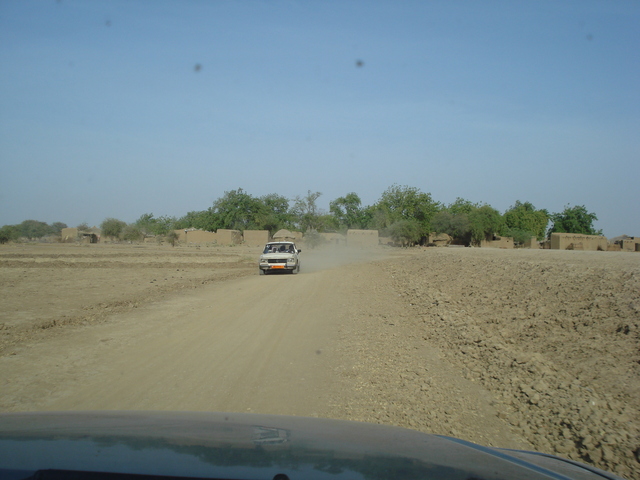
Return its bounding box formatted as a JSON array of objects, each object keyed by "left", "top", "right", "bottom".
[{"left": 331, "top": 247, "right": 639, "bottom": 479}]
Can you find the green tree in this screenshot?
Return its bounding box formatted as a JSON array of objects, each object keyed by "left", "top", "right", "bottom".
[
  {"left": 135, "top": 213, "right": 155, "bottom": 234},
  {"left": 387, "top": 219, "right": 422, "bottom": 247},
  {"left": 468, "top": 205, "right": 504, "bottom": 245},
  {"left": 175, "top": 210, "right": 218, "bottom": 231},
  {"left": 548, "top": 205, "right": 602, "bottom": 237},
  {"left": 292, "top": 190, "right": 323, "bottom": 232},
  {"left": 135, "top": 213, "right": 176, "bottom": 236},
  {"left": 0, "top": 225, "right": 20, "bottom": 244},
  {"left": 316, "top": 213, "right": 340, "bottom": 232},
  {"left": 447, "top": 197, "right": 481, "bottom": 216},
  {"left": 50, "top": 222, "right": 68, "bottom": 235},
  {"left": 259, "top": 193, "right": 293, "bottom": 233},
  {"left": 330, "top": 192, "right": 368, "bottom": 230},
  {"left": 154, "top": 216, "right": 177, "bottom": 235},
  {"left": 431, "top": 211, "right": 471, "bottom": 241},
  {"left": 211, "top": 188, "right": 266, "bottom": 231},
  {"left": 18, "top": 220, "right": 51, "bottom": 239},
  {"left": 122, "top": 224, "right": 144, "bottom": 242},
  {"left": 100, "top": 218, "right": 127, "bottom": 240},
  {"left": 77, "top": 222, "right": 90, "bottom": 231},
  {"left": 371, "top": 185, "right": 441, "bottom": 240},
  {"left": 503, "top": 201, "right": 549, "bottom": 240},
  {"left": 427, "top": 198, "right": 480, "bottom": 244}
]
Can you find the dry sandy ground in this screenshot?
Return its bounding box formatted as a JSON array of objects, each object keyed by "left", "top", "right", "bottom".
[{"left": 0, "top": 242, "right": 638, "bottom": 478}]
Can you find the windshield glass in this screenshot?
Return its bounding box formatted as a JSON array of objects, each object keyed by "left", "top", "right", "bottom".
[{"left": 264, "top": 244, "right": 294, "bottom": 254}]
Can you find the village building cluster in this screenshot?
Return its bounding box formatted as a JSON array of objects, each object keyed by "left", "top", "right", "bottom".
[{"left": 59, "top": 227, "right": 639, "bottom": 252}]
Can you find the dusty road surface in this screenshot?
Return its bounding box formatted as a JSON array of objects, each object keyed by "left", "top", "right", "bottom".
[
  {"left": 1, "top": 243, "right": 638, "bottom": 478},
  {"left": 0, "top": 244, "right": 355, "bottom": 414},
  {"left": 4, "top": 266, "right": 349, "bottom": 415}
]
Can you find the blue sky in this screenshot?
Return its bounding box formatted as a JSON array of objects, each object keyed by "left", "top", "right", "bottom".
[{"left": 1, "top": 0, "right": 638, "bottom": 237}]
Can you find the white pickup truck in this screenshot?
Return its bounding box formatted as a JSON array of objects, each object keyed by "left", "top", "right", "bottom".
[{"left": 259, "top": 241, "right": 301, "bottom": 275}]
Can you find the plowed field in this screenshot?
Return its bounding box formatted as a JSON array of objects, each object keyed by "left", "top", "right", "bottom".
[{"left": 1, "top": 243, "right": 638, "bottom": 478}]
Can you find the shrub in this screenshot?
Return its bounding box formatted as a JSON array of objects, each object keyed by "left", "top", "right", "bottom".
[
  {"left": 122, "top": 224, "right": 144, "bottom": 242},
  {"left": 0, "top": 225, "right": 19, "bottom": 244},
  {"left": 387, "top": 219, "right": 422, "bottom": 247},
  {"left": 165, "top": 230, "right": 180, "bottom": 247},
  {"left": 100, "top": 218, "right": 127, "bottom": 240}
]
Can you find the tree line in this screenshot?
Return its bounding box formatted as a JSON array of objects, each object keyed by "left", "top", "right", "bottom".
[
  {"left": 0, "top": 220, "right": 68, "bottom": 244},
  {"left": 0, "top": 185, "right": 602, "bottom": 246}
]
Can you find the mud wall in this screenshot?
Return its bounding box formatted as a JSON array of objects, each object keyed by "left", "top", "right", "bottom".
[
  {"left": 216, "top": 229, "right": 242, "bottom": 245},
  {"left": 550, "top": 233, "right": 607, "bottom": 251},
  {"left": 243, "top": 230, "right": 270, "bottom": 245},
  {"left": 481, "top": 236, "right": 514, "bottom": 249},
  {"left": 60, "top": 228, "right": 78, "bottom": 243},
  {"left": 524, "top": 237, "right": 540, "bottom": 249},
  {"left": 175, "top": 229, "right": 217, "bottom": 244},
  {"left": 621, "top": 237, "right": 640, "bottom": 252}
]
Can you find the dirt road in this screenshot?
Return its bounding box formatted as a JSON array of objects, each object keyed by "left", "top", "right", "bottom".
[
  {"left": 1, "top": 243, "right": 638, "bottom": 478},
  {"left": 0, "top": 245, "right": 524, "bottom": 446},
  {"left": 2, "top": 265, "right": 345, "bottom": 415}
]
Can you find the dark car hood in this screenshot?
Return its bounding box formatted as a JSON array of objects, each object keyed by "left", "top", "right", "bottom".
[{"left": 0, "top": 411, "right": 625, "bottom": 480}]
